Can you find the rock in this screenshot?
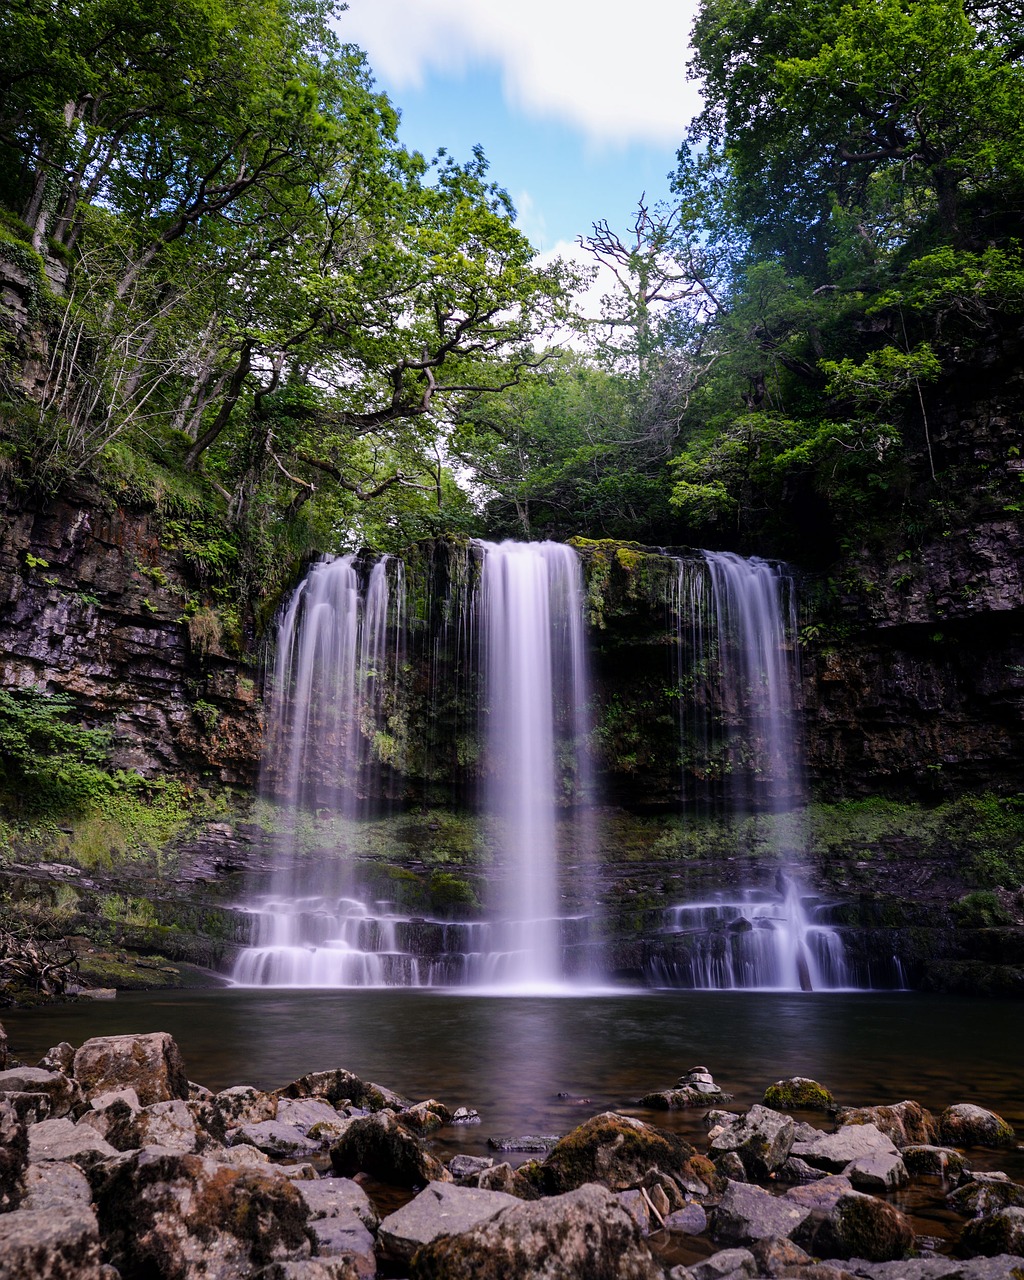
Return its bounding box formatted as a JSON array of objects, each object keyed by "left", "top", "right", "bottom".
[
  {"left": 410, "top": 1182, "right": 664, "bottom": 1280},
  {"left": 960, "top": 1206, "right": 1024, "bottom": 1256},
  {"left": 804, "top": 1188, "right": 915, "bottom": 1261},
  {"left": 957, "top": 1257, "right": 1024, "bottom": 1279},
  {"left": 529, "top": 1111, "right": 697, "bottom": 1195},
  {"left": 844, "top": 1149, "right": 909, "bottom": 1193},
  {"left": 901, "top": 1144, "right": 971, "bottom": 1183},
  {"left": 617, "top": 1188, "right": 653, "bottom": 1234},
  {"left": 399, "top": 1099, "right": 453, "bottom": 1133},
  {"left": 709, "top": 1105, "right": 795, "bottom": 1178},
  {"left": 329, "top": 1111, "right": 451, "bottom": 1186},
  {"left": 712, "top": 1180, "right": 812, "bottom": 1246},
  {"left": 451, "top": 1106, "right": 480, "bottom": 1124},
  {"left": 94, "top": 1149, "right": 312, "bottom": 1277},
  {"left": 0, "top": 1207, "right": 105, "bottom": 1280},
  {"left": 834, "top": 1101, "right": 934, "bottom": 1148},
  {"left": 784, "top": 1174, "right": 854, "bottom": 1215},
  {"left": 212, "top": 1143, "right": 273, "bottom": 1170},
  {"left": 949, "top": 1175, "right": 1024, "bottom": 1216},
  {"left": 233, "top": 1119, "right": 323, "bottom": 1159},
  {"left": 37, "top": 1042, "right": 76, "bottom": 1075},
  {"left": 379, "top": 1180, "right": 520, "bottom": 1265},
  {"left": 280, "top": 1068, "right": 411, "bottom": 1113},
  {"left": 792, "top": 1123, "right": 899, "bottom": 1173},
  {"left": 190, "top": 1081, "right": 215, "bottom": 1101},
  {"left": 21, "top": 1160, "right": 93, "bottom": 1211},
  {"left": 938, "top": 1103, "right": 1016, "bottom": 1149},
  {"left": 487, "top": 1133, "right": 562, "bottom": 1152},
  {"left": 449, "top": 1154, "right": 494, "bottom": 1180},
  {"left": 751, "top": 1235, "right": 816, "bottom": 1272},
  {"left": 0, "top": 1021, "right": 7, "bottom": 1071},
  {"left": 0, "top": 1091, "right": 52, "bottom": 1125},
  {"left": 277, "top": 1097, "right": 353, "bottom": 1143},
  {"left": 475, "top": 1162, "right": 519, "bottom": 1194},
  {"left": 706, "top": 1110, "right": 742, "bottom": 1132},
  {"left": 27, "top": 1117, "right": 118, "bottom": 1168},
  {"left": 777, "top": 1156, "right": 830, "bottom": 1184},
  {"left": 214, "top": 1084, "right": 278, "bottom": 1128},
  {"left": 257, "top": 1264, "right": 362, "bottom": 1280},
  {"left": 642, "top": 1070, "right": 733, "bottom": 1111},
  {"left": 665, "top": 1202, "right": 708, "bottom": 1234},
  {"left": 91, "top": 1086, "right": 142, "bottom": 1112},
  {"left": 690, "top": 1248, "right": 757, "bottom": 1279},
  {"left": 73, "top": 1033, "right": 189, "bottom": 1106},
  {"left": 763, "top": 1078, "right": 835, "bottom": 1112},
  {"left": 0, "top": 1067, "right": 82, "bottom": 1118},
  {"left": 842, "top": 1260, "right": 961, "bottom": 1279},
  {"left": 296, "top": 1177, "right": 378, "bottom": 1230},
  {"left": 0, "top": 1100, "right": 27, "bottom": 1211},
  {"left": 308, "top": 1215, "right": 376, "bottom": 1279},
  {"left": 714, "top": 1151, "right": 747, "bottom": 1181}
]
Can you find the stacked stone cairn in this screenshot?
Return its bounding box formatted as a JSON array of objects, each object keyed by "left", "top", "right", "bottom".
[{"left": 0, "top": 1032, "right": 1023, "bottom": 1279}]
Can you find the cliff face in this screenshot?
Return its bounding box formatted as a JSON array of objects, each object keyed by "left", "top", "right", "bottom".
[{"left": 0, "top": 482, "right": 261, "bottom": 784}]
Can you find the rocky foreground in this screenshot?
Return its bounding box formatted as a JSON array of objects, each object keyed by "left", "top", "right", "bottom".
[{"left": 0, "top": 1029, "right": 1023, "bottom": 1280}]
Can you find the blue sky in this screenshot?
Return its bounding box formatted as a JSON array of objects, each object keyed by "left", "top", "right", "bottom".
[{"left": 337, "top": 0, "right": 704, "bottom": 256}]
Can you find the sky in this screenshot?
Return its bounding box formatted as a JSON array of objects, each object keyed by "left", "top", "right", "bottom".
[{"left": 336, "top": 0, "right": 704, "bottom": 262}]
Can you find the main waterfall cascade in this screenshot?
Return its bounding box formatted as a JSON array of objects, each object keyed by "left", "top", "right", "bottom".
[{"left": 232, "top": 541, "right": 859, "bottom": 992}]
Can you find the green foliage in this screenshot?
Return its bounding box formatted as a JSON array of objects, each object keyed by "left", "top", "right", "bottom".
[
  {"left": 0, "top": 687, "right": 112, "bottom": 815},
  {"left": 951, "top": 890, "right": 1013, "bottom": 928}
]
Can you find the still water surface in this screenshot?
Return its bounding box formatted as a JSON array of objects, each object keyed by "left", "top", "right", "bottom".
[{"left": 5, "top": 989, "right": 1021, "bottom": 1164}]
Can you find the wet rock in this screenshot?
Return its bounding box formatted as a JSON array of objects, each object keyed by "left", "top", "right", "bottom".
[
  {"left": 791, "top": 1123, "right": 898, "bottom": 1173},
  {"left": 617, "top": 1188, "right": 654, "bottom": 1234},
  {"left": 487, "top": 1133, "right": 562, "bottom": 1152},
  {"left": 475, "top": 1162, "right": 519, "bottom": 1194},
  {"left": 949, "top": 1174, "right": 1024, "bottom": 1216},
  {"left": 525, "top": 1111, "right": 699, "bottom": 1196},
  {"left": 451, "top": 1106, "right": 480, "bottom": 1124},
  {"left": 21, "top": 1160, "right": 93, "bottom": 1211},
  {"left": 901, "top": 1144, "right": 972, "bottom": 1183},
  {"left": 784, "top": 1174, "right": 854, "bottom": 1215},
  {"left": 214, "top": 1084, "right": 279, "bottom": 1128},
  {"left": 689, "top": 1247, "right": 757, "bottom": 1278},
  {"left": 276, "top": 1097, "right": 353, "bottom": 1143},
  {"left": 844, "top": 1149, "right": 909, "bottom": 1194},
  {"left": 709, "top": 1105, "right": 795, "bottom": 1179},
  {"left": 281, "top": 1068, "right": 408, "bottom": 1113},
  {"left": 449, "top": 1154, "right": 494, "bottom": 1180},
  {"left": 712, "top": 1179, "right": 812, "bottom": 1246},
  {"left": 0, "top": 1100, "right": 27, "bottom": 1210},
  {"left": 777, "top": 1156, "right": 830, "bottom": 1184},
  {"left": 37, "top": 1042, "right": 76, "bottom": 1075},
  {"left": 938, "top": 1103, "right": 1016, "bottom": 1149},
  {"left": 94, "top": 1149, "right": 312, "bottom": 1277},
  {"left": 73, "top": 1032, "right": 189, "bottom": 1106},
  {"left": 296, "top": 1177, "right": 378, "bottom": 1230},
  {"left": 0, "top": 1207, "right": 105, "bottom": 1280},
  {"left": 0, "top": 1067, "right": 82, "bottom": 1118},
  {"left": 410, "top": 1182, "right": 664, "bottom": 1280},
  {"left": 960, "top": 1206, "right": 1024, "bottom": 1256},
  {"left": 804, "top": 1188, "right": 915, "bottom": 1262},
  {"left": 763, "top": 1078, "right": 835, "bottom": 1112},
  {"left": 750, "top": 1234, "right": 818, "bottom": 1272},
  {"left": 27, "top": 1117, "right": 118, "bottom": 1168},
  {"left": 714, "top": 1151, "right": 747, "bottom": 1182},
  {"left": 379, "top": 1180, "right": 520, "bottom": 1265},
  {"left": 677, "top": 1152, "right": 727, "bottom": 1199},
  {"left": 233, "top": 1119, "right": 323, "bottom": 1159},
  {"left": 665, "top": 1202, "right": 708, "bottom": 1235},
  {"left": 329, "top": 1111, "right": 451, "bottom": 1186},
  {"left": 834, "top": 1101, "right": 934, "bottom": 1148},
  {"left": 399, "top": 1099, "right": 453, "bottom": 1134}
]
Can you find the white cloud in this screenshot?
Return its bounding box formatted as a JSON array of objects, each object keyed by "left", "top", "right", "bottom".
[{"left": 339, "top": 0, "right": 703, "bottom": 147}]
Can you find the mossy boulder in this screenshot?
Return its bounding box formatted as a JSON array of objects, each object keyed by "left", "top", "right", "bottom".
[
  {"left": 960, "top": 1206, "right": 1024, "bottom": 1258},
  {"left": 528, "top": 1112, "right": 697, "bottom": 1196},
  {"left": 949, "top": 1176, "right": 1024, "bottom": 1217},
  {"left": 939, "top": 1103, "right": 1016, "bottom": 1149},
  {"left": 762, "top": 1077, "right": 835, "bottom": 1112},
  {"left": 329, "top": 1112, "right": 451, "bottom": 1187},
  {"left": 809, "top": 1188, "right": 915, "bottom": 1261},
  {"left": 834, "top": 1100, "right": 934, "bottom": 1148}
]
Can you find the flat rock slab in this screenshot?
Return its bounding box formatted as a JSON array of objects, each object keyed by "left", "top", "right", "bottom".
[
  {"left": 277, "top": 1098, "right": 353, "bottom": 1142},
  {"left": 379, "top": 1180, "right": 520, "bottom": 1264},
  {"left": 487, "top": 1134, "right": 562, "bottom": 1152},
  {"left": 233, "top": 1119, "right": 322, "bottom": 1158},
  {"left": 845, "top": 1149, "right": 909, "bottom": 1193},
  {"left": 27, "top": 1118, "right": 117, "bottom": 1167},
  {"left": 712, "top": 1180, "right": 811, "bottom": 1245},
  {"left": 296, "top": 1177, "right": 378, "bottom": 1229},
  {"left": 792, "top": 1123, "right": 898, "bottom": 1172}
]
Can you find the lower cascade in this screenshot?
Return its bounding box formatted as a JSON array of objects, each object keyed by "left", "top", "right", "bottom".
[{"left": 231, "top": 540, "right": 860, "bottom": 991}]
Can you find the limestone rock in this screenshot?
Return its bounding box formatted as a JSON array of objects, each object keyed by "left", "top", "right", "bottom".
[
  {"left": 36, "top": 1042, "right": 76, "bottom": 1075},
  {"left": 960, "top": 1206, "right": 1024, "bottom": 1258},
  {"left": 529, "top": 1111, "right": 697, "bottom": 1195},
  {"left": 73, "top": 1033, "right": 189, "bottom": 1106},
  {"left": 410, "top": 1182, "right": 664, "bottom": 1280},
  {"left": 938, "top": 1103, "right": 1016, "bottom": 1149},
  {"left": 689, "top": 1248, "right": 757, "bottom": 1279},
  {"left": 233, "top": 1119, "right": 323, "bottom": 1159},
  {"left": 709, "top": 1105, "right": 795, "bottom": 1179},
  {"left": 21, "top": 1160, "right": 93, "bottom": 1212},
  {"left": 449, "top": 1154, "right": 494, "bottom": 1180},
  {"left": 27, "top": 1117, "right": 118, "bottom": 1168},
  {"left": 844, "top": 1148, "right": 909, "bottom": 1193},
  {"left": 399, "top": 1099, "right": 453, "bottom": 1134},
  {"left": 379, "top": 1180, "right": 520, "bottom": 1265},
  {"left": 329, "top": 1111, "right": 451, "bottom": 1186},
  {"left": 280, "top": 1067, "right": 410, "bottom": 1113},
  {"left": 214, "top": 1084, "right": 278, "bottom": 1128},
  {"left": 277, "top": 1097, "right": 353, "bottom": 1143},
  {"left": 665, "top": 1202, "right": 708, "bottom": 1235},
  {"left": 296, "top": 1177, "right": 378, "bottom": 1230},
  {"left": 308, "top": 1214, "right": 376, "bottom": 1279},
  {"left": 791, "top": 1123, "right": 898, "bottom": 1173},
  {"left": 949, "top": 1174, "right": 1024, "bottom": 1217},
  {"left": 712, "top": 1179, "right": 811, "bottom": 1246},
  {"left": 763, "top": 1078, "right": 835, "bottom": 1112},
  {"left": 0, "top": 1207, "right": 105, "bottom": 1280},
  {"left": 834, "top": 1101, "right": 934, "bottom": 1148},
  {"left": 0, "top": 1067, "right": 82, "bottom": 1118}
]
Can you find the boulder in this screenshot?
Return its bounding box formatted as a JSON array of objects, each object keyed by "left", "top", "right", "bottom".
[
  {"left": 957, "top": 1257, "right": 1024, "bottom": 1279},
  {"left": 689, "top": 1248, "right": 757, "bottom": 1279},
  {"left": 213, "top": 1084, "right": 278, "bottom": 1128},
  {"left": 901, "top": 1144, "right": 971, "bottom": 1183},
  {"left": 277, "top": 1097, "right": 353, "bottom": 1143},
  {"left": 452, "top": 1106, "right": 480, "bottom": 1124},
  {"left": 938, "top": 1104, "right": 1016, "bottom": 1149},
  {"left": 0, "top": 1207, "right": 105, "bottom": 1280},
  {"left": 399, "top": 1100, "right": 453, "bottom": 1134},
  {"left": 960, "top": 1206, "right": 1024, "bottom": 1257},
  {"left": 841, "top": 1260, "right": 961, "bottom": 1279},
  {"left": 0, "top": 1100, "right": 27, "bottom": 1211},
  {"left": 37, "top": 1043, "right": 76, "bottom": 1075},
  {"left": 487, "top": 1134, "right": 562, "bottom": 1153},
  {"left": 0, "top": 1092, "right": 52, "bottom": 1125},
  {"left": 750, "top": 1235, "right": 815, "bottom": 1273},
  {"left": 833, "top": 1101, "right": 933, "bottom": 1148},
  {"left": 379, "top": 1180, "right": 520, "bottom": 1265},
  {"left": 777, "top": 1157, "right": 830, "bottom": 1184},
  {"left": 280, "top": 1069, "right": 411, "bottom": 1113},
  {"left": 709, "top": 1105, "right": 795, "bottom": 1178},
  {"left": 410, "top": 1182, "right": 664, "bottom": 1280},
  {"left": 617, "top": 1188, "right": 653, "bottom": 1234},
  {"left": 949, "top": 1174, "right": 1024, "bottom": 1217},
  {"left": 296, "top": 1178, "right": 378, "bottom": 1230},
  {"left": 21, "top": 1160, "right": 93, "bottom": 1211},
  {"left": 94, "top": 1149, "right": 312, "bottom": 1277},
  {"left": 0, "top": 1067, "right": 82, "bottom": 1118},
  {"left": 329, "top": 1111, "right": 451, "bottom": 1186},
  {"left": 529, "top": 1111, "right": 697, "bottom": 1194},
  {"left": 712, "top": 1180, "right": 812, "bottom": 1246},
  {"left": 844, "top": 1149, "right": 909, "bottom": 1193},
  {"left": 27, "top": 1118, "right": 118, "bottom": 1168},
  {"left": 257, "top": 1264, "right": 362, "bottom": 1280},
  {"left": 233, "top": 1119, "right": 323, "bottom": 1159},
  {"left": 665, "top": 1202, "right": 708, "bottom": 1235},
  {"left": 713, "top": 1151, "right": 747, "bottom": 1182},
  {"left": 73, "top": 1033, "right": 189, "bottom": 1106},
  {"left": 792, "top": 1123, "right": 898, "bottom": 1173},
  {"left": 475, "top": 1162, "right": 520, "bottom": 1194},
  {"left": 449, "top": 1154, "right": 494, "bottom": 1180},
  {"left": 763, "top": 1078, "right": 835, "bottom": 1112},
  {"left": 803, "top": 1188, "right": 914, "bottom": 1261},
  {"left": 308, "top": 1214, "right": 376, "bottom": 1279}
]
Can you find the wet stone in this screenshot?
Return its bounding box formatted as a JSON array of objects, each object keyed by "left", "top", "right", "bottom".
[
  {"left": 665, "top": 1202, "right": 708, "bottom": 1235},
  {"left": 379, "top": 1181, "right": 521, "bottom": 1265},
  {"left": 712, "top": 1180, "right": 812, "bottom": 1245},
  {"left": 449, "top": 1153, "right": 494, "bottom": 1179},
  {"left": 487, "top": 1133, "right": 562, "bottom": 1152}
]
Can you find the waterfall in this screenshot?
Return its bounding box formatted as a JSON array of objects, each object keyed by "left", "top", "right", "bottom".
[{"left": 476, "top": 540, "right": 596, "bottom": 989}]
